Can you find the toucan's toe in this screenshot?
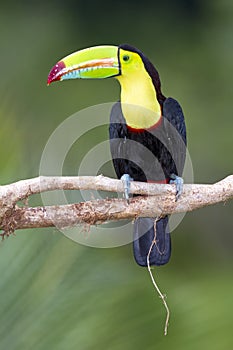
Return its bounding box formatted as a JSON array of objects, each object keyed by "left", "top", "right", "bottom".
[
  {"left": 170, "top": 174, "right": 183, "bottom": 200},
  {"left": 121, "top": 174, "right": 133, "bottom": 202}
]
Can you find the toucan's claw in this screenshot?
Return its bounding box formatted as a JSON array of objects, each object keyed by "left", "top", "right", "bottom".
[
  {"left": 121, "top": 174, "right": 133, "bottom": 203},
  {"left": 170, "top": 174, "right": 183, "bottom": 201}
]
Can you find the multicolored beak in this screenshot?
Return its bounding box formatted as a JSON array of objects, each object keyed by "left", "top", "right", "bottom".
[{"left": 47, "top": 45, "right": 120, "bottom": 85}]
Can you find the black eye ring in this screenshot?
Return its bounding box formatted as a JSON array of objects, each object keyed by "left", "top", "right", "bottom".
[{"left": 123, "top": 55, "right": 130, "bottom": 62}]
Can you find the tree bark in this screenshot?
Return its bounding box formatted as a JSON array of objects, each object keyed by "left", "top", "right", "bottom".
[{"left": 0, "top": 175, "right": 232, "bottom": 235}]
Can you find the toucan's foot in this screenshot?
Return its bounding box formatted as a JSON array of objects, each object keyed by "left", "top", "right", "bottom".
[
  {"left": 170, "top": 174, "right": 183, "bottom": 200},
  {"left": 121, "top": 174, "right": 133, "bottom": 202}
]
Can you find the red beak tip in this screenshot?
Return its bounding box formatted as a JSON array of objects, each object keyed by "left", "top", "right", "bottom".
[{"left": 47, "top": 60, "right": 66, "bottom": 85}]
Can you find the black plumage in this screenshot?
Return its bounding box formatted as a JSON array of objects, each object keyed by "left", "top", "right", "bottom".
[{"left": 109, "top": 47, "right": 186, "bottom": 266}]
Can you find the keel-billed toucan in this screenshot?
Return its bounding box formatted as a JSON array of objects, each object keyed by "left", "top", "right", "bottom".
[{"left": 48, "top": 44, "right": 186, "bottom": 267}]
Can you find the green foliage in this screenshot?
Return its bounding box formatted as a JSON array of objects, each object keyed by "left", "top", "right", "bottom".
[{"left": 0, "top": 1, "right": 232, "bottom": 349}]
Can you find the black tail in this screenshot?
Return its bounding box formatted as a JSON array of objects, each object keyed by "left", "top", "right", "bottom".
[{"left": 133, "top": 216, "right": 171, "bottom": 267}]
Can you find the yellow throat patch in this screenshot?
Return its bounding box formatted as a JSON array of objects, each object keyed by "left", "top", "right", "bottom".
[{"left": 117, "top": 49, "right": 161, "bottom": 129}]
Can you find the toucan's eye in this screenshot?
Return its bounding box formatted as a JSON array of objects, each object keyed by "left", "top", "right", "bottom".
[{"left": 123, "top": 55, "right": 130, "bottom": 62}]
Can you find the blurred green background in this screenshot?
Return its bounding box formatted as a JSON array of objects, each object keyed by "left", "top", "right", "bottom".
[{"left": 0, "top": 0, "right": 233, "bottom": 349}]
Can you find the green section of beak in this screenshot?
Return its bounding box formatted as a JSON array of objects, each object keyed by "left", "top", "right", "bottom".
[{"left": 48, "top": 45, "right": 120, "bottom": 84}]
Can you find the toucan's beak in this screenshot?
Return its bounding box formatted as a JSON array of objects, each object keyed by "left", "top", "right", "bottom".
[{"left": 47, "top": 45, "right": 120, "bottom": 85}]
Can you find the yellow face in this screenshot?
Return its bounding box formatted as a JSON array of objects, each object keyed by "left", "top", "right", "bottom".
[
  {"left": 117, "top": 48, "right": 161, "bottom": 129},
  {"left": 118, "top": 49, "right": 146, "bottom": 76}
]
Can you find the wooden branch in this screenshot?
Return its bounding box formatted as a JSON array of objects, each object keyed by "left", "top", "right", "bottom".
[{"left": 0, "top": 175, "right": 232, "bottom": 234}]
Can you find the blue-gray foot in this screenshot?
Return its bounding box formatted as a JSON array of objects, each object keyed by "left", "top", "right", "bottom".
[
  {"left": 120, "top": 174, "right": 133, "bottom": 202},
  {"left": 169, "top": 174, "right": 184, "bottom": 200}
]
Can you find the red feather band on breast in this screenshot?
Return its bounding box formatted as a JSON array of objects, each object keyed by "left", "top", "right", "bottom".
[{"left": 126, "top": 115, "right": 163, "bottom": 133}]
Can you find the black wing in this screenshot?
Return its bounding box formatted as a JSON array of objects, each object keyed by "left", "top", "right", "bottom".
[
  {"left": 163, "top": 97, "right": 186, "bottom": 144},
  {"left": 162, "top": 97, "right": 187, "bottom": 177}
]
